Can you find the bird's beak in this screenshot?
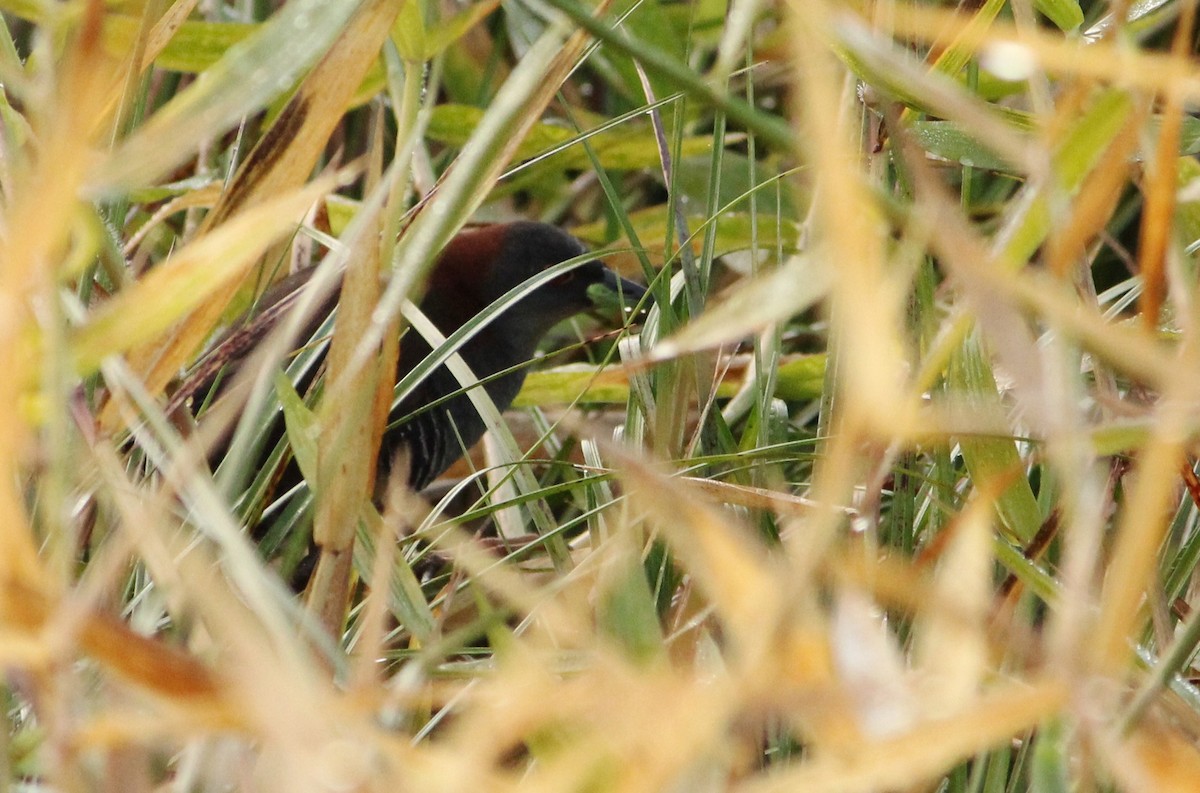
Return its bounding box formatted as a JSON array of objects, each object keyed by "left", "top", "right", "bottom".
[{"left": 588, "top": 266, "right": 649, "bottom": 324}]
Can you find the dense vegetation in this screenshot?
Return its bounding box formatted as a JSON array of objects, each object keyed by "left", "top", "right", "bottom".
[{"left": 0, "top": 0, "right": 1198, "bottom": 789}]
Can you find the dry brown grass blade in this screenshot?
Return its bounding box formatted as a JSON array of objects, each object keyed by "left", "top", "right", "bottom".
[
  {"left": 740, "top": 679, "right": 1067, "bottom": 793},
  {"left": 1093, "top": 399, "right": 1194, "bottom": 673},
  {"left": 788, "top": 6, "right": 903, "bottom": 426},
  {"left": 107, "top": 0, "right": 404, "bottom": 429},
  {"left": 123, "top": 182, "right": 223, "bottom": 256},
  {"left": 779, "top": 1, "right": 912, "bottom": 584},
  {"left": 1108, "top": 720, "right": 1200, "bottom": 793},
  {"left": 612, "top": 449, "right": 786, "bottom": 662},
  {"left": 0, "top": 7, "right": 123, "bottom": 595},
  {"left": 652, "top": 253, "right": 832, "bottom": 359},
  {"left": 912, "top": 493, "right": 992, "bottom": 713},
  {"left": 1045, "top": 116, "right": 1139, "bottom": 278},
  {"left": 0, "top": 575, "right": 233, "bottom": 714},
  {"left": 679, "top": 476, "right": 850, "bottom": 518},
  {"left": 892, "top": 115, "right": 1181, "bottom": 394},
  {"left": 143, "top": 0, "right": 204, "bottom": 70},
  {"left": 885, "top": 4, "right": 1200, "bottom": 101},
  {"left": 86, "top": 428, "right": 352, "bottom": 745},
  {"left": 1136, "top": 1, "right": 1196, "bottom": 330},
  {"left": 74, "top": 173, "right": 342, "bottom": 376},
  {"left": 828, "top": 551, "right": 944, "bottom": 619},
  {"left": 306, "top": 162, "right": 394, "bottom": 636},
  {"left": 77, "top": 611, "right": 226, "bottom": 702}
]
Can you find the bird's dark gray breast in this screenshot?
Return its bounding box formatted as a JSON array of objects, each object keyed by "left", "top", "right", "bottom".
[{"left": 385, "top": 328, "right": 531, "bottom": 490}]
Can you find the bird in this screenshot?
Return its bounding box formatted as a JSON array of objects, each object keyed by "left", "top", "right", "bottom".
[
  {"left": 187, "top": 220, "right": 647, "bottom": 518},
  {"left": 383, "top": 220, "right": 647, "bottom": 491}
]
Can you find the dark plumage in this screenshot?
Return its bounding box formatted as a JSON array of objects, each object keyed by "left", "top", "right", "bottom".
[
  {"left": 389, "top": 221, "right": 645, "bottom": 489},
  {"left": 193, "top": 221, "right": 646, "bottom": 500}
]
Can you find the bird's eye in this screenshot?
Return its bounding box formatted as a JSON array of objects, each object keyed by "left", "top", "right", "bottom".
[{"left": 550, "top": 270, "right": 577, "bottom": 286}]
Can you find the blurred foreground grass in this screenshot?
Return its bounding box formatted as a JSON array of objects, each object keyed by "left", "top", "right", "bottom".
[{"left": 1, "top": 0, "right": 1200, "bottom": 790}]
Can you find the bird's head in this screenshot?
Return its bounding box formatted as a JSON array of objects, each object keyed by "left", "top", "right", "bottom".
[{"left": 426, "top": 221, "right": 646, "bottom": 342}]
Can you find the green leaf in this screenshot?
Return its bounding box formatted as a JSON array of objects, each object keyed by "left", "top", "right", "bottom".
[
  {"left": 586, "top": 0, "right": 686, "bottom": 105},
  {"left": 1090, "top": 420, "right": 1153, "bottom": 456},
  {"left": 912, "top": 114, "right": 1200, "bottom": 175},
  {"left": 1030, "top": 718, "right": 1072, "bottom": 793},
  {"left": 1176, "top": 157, "right": 1200, "bottom": 251},
  {"left": 425, "top": 103, "right": 717, "bottom": 172},
  {"left": 390, "top": 0, "right": 426, "bottom": 62},
  {"left": 513, "top": 364, "right": 637, "bottom": 407},
  {"left": 356, "top": 505, "right": 437, "bottom": 643},
  {"left": 538, "top": 0, "right": 796, "bottom": 151},
  {"left": 776, "top": 355, "right": 826, "bottom": 401},
  {"left": 1035, "top": 0, "right": 1084, "bottom": 31},
  {"left": 598, "top": 551, "right": 665, "bottom": 664},
  {"left": 1179, "top": 117, "right": 1200, "bottom": 158},
  {"left": 106, "top": 17, "right": 254, "bottom": 73},
  {"left": 836, "top": 12, "right": 1039, "bottom": 139},
  {"left": 911, "top": 121, "right": 1021, "bottom": 173},
  {"left": 671, "top": 154, "right": 801, "bottom": 218},
  {"left": 925, "top": 0, "right": 1006, "bottom": 83},
  {"left": 426, "top": 103, "right": 565, "bottom": 153},
  {"left": 125, "top": 175, "right": 220, "bottom": 204},
  {"left": 274, "top": 369, "right": 319, "bottom": 492},
  {"left": 573, "top": 206, "right": 801, "bottom": 259},
  {"left": 512, "top": 354, "right": 825, "bottom": 408},
  {"left": 423, "top": 0, "right": 500, "bottom": 59},
  {"left": 996, "top": 88, "right": 1133, "bottom": 267},
  {"left": 949, "top": 335, "right": 1043, "bottom": 544}
]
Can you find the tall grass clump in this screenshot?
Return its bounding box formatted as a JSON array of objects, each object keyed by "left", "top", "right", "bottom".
[{"left": 0, "top": 0, "right": 1199, "bottom": 789}]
